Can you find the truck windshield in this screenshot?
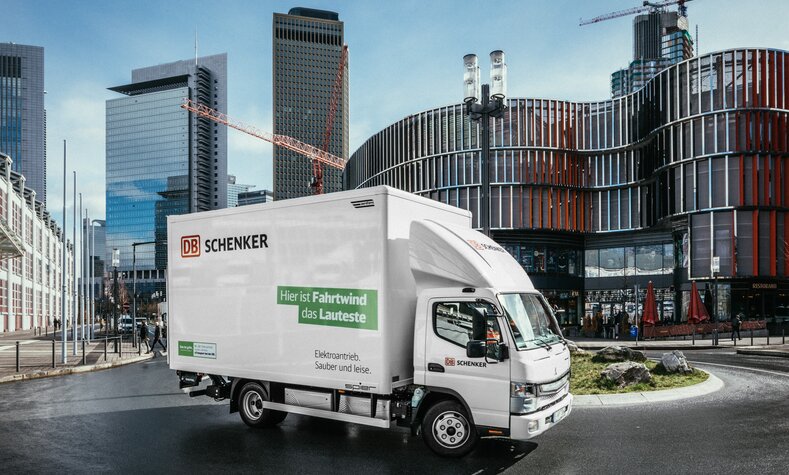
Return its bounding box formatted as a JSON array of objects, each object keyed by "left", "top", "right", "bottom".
[{"left": 498, "top": 293, "right": 561, "bottom": 350}]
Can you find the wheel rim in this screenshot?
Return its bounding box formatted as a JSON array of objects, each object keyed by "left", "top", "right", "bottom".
[
  {"left": 432, "top": 410, "right": 469, "bottom": 449},
  {"left": 242, "top": 390, "right": 264, "bottom": 421}
]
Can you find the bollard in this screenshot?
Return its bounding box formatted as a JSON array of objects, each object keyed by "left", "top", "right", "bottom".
[
  {"left": 82, "top": 339, "right": 86, "bottom": 365},
  {"left": 138, "top": 335, "right": 141, "bottom": 356},
  {"left": 692, "top": 330, "right": 695, "bottom": 346},
  {"left": 767, "top": 332, "right": 770, "bottom": 346},
  {"left": 750, "top": 329, "right": 753, "bottom": 346},
  {"left": 783, "top": 328, "right": 786, "bottom": 345},
  {"left": 16, "top": 341, "right": 20, "bottom": 373},
  {"left": 104, "top": 335, "right": 108, "bottom": 362},
  {"left": 52, "top": 339, "right": 56, "bottom": 368}
]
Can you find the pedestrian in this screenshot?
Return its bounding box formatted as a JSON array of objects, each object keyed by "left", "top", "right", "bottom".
[
  {"left": 731, "top": 313, "right": 743, "bottom": 341},
  {"left": 148, "top": 321, "right": 166, "bottom": 354},
  {"left": 139, "top": 320, "right": 150, "bottom": 353},
  {"left": 594, "top": 310, "right": 604, "bottom": 338}
]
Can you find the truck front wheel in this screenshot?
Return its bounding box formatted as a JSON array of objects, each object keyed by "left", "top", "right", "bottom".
[
  {"left": 421, "top": 400, "right": 478, "bottom": 457},
  {"left": 238, "top": 382, "right": 287, "bottom": 428}
]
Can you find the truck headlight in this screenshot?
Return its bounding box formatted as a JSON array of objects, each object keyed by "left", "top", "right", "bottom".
[{"left": 510, "top": 382, "right": 537, "bottom": 414}]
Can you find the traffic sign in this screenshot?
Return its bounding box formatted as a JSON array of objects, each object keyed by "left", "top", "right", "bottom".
[{"left": 711, "top": 256, "right": 720, "bottom": 273}]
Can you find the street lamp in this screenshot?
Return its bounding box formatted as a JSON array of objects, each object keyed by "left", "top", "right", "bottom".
[
  {"left": 463, "top": 50, "right": 508, "bottom": 237},
  {"left": 131, "top": 241, "right": 155, "bottom": 347},
  {"left": 111, "top": 248, "right": 120, "bottom": 335}
]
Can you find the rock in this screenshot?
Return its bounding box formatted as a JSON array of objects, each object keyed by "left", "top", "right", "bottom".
[
  {"left": 600, "top": 362, "right": 652, "bottom": 387},
  {"left": 565, "top": 340, "right": 586, "bottom": 354},
  {"left": 659, "top": 350, "right": 693, "bottom": 374},
  {"left": 592, "top": 345, "right": 647, "bottom": 363}
]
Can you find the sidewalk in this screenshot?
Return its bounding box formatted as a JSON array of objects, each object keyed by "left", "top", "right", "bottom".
[
  {"left": 572, "top": 335, "right": 789, "bottom": 352},
  {"left": 0, "top": 332, "right": 157, "bottom": 384}
]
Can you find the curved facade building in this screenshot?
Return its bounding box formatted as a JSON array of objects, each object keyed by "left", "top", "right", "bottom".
[{"left": 346, "top": 48, "right": 789, "bottom": 328}]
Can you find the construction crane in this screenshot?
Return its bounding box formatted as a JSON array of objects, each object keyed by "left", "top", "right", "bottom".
[
  {"left": 182, "top": 99, "right": 346, "bottom": 182},
  {"left": 181, "top": 45, "right": 349, "bottom": 195},
  {"left": 579, "top": 0, "right": 692, "bottom": 26},
  {"left": 315, "top": 44, "right": 349, "bottom": 194}
]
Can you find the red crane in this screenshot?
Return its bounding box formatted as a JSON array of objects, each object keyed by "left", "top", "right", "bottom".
[
  {"left": 181, "top": 44, "right": 349, "bottom": 195},
  {"left": 312, "top": 44, "right": 349, "bottom": 195},
  {"left": 181, "top": 99, "right": 347, "bottom": 182}
]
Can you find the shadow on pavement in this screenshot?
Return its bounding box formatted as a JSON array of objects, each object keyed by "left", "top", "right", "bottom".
[
  {"left": 0, "top": 403, "right": 538, "bottom": 474},
  {"left": 177, "top": 414, "right": 538, "bottom": 474}
]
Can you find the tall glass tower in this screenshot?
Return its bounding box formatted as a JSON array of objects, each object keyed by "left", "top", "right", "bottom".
[
  {"left": 272, "top": 7, "right": 348, "bottom": 200},
  {"left": 0, "top": 43, "right": 46, "bottom": 203},
  {"left": 105, "top": 54, "right": 227, "bottom": 296}
]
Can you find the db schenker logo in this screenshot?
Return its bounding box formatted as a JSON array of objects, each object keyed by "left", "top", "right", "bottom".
[{"left": 181, "top": 235, "right": 201, "bottom": 258}]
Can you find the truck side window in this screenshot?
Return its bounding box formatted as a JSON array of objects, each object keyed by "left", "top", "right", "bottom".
[{"left": 433, "top": 301, "right": 501, "bottom": 348}]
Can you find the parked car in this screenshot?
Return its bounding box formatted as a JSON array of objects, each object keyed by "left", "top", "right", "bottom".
[{"left": 118, "top": 315, "right": 134, "bottom": 333}]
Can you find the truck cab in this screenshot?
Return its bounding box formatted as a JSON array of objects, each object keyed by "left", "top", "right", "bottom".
[{"left": 407, "top": 221, "right": 572, "bottom": 456}]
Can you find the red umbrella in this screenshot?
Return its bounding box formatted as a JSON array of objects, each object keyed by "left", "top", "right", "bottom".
[
  {"left": 642, "top": 281, "right": 658, "bottom": 325},
  {"left": 687, "top": 281, "right": 710, "bottom": 324}
]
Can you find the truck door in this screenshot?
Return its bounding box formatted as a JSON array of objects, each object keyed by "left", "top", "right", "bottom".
[{"left": 424, "top": 299, "right": 510, "bottom": 430}]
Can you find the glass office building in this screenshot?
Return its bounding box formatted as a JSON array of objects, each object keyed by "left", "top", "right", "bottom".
[
  {"left": 0, "top": 43, "right": 46, "bottom": 203},
  {"left": 106, "top": 54, "right": 227, "bottom": 297},
  {"left": 273, "top": 8, "right": 348, "bottom": 200},
  {"left": 346, "top": 48, "right": 789, "bottom": 329}
]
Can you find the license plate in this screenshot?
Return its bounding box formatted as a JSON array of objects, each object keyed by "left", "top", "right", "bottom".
[{"left": 552, "top": 407, "right": 567, "bottom": 423}]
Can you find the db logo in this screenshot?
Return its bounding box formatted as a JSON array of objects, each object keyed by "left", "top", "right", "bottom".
[
  {"left": 444, "top": 357, "right": 456, "bottom": 367},
  {"left": 181, "top": 235, "right": 201, "bottom": 258}
]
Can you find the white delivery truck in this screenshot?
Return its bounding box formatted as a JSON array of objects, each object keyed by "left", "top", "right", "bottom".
[{"left": 167, "top": 186, "right": 572, "bottom": 457}]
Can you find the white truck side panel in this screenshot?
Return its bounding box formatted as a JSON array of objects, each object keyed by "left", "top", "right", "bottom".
[
  {"left": 383, "top": 194, "right": 471, "bottom": 388},
  {"left": 167, "top": 187, "right": 471, "bottom": 395}
]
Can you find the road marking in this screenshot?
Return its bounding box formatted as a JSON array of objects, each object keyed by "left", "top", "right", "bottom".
[{"left": 689, "top": 360, "right": 789, "bottom": 378}]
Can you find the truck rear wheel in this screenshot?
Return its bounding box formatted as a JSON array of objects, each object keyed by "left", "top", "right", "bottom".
[
  {"left": 238, "top": 382, "right": 287, "bottom": 428},
  {"left": 421, "top": 400, "right": 478, "bottom": 457}
]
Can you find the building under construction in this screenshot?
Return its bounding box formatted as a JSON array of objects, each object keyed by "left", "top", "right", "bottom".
[{"left": 606, "top": 4, "right": 695, "bottom": 97}]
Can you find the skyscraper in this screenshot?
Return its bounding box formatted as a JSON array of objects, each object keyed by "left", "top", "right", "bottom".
[
  {"left": 272, "top": 7, "right": 348, "bottom": 200},
  {"left": 0, "top": 43, "right": 46, "bottom": 203},
  {"left": 106, "top": 54, "right": 227, "bottom": 295}
]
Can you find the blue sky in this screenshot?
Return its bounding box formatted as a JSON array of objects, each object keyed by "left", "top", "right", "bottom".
[{"left": 4, "top": 0, "right": 788, "bottom": 225}]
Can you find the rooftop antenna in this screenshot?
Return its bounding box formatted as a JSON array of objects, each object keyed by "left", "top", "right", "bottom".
[
  {"left": 695, "top": 24, "right": 699, "bottom": 55},
  {"left": 194, "top": 29, "right": 198, "bottom": 66}
]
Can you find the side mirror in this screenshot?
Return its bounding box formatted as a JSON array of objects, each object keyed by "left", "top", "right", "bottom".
[{"left": 466, "top": 340, "right": 486, "bottom": 358}]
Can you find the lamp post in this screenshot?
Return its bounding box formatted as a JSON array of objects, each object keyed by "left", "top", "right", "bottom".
[
  {"left": 89, "top": 218, "right": 101, "bottom": 339},
  {"left": 61, "top": 140, "right": 67, "bottom": 364},
  {"left": 72, "top": 171, "right": 77, "bottom": 356},
  {"left": 111, "top": 248, "right": 119, "bottom": 335},
  {"left": 463, "top": 50, "right": 507, "bottom": 237},
  {"left": 131, "top": 241, "right": 155, "bottom": 347}
]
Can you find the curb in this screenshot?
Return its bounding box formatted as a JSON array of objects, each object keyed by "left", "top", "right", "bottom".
[
  {"left": 0, "top": 353, "right": 156, "bottom": 384},
  {"left": 573, "top": 370, "right": 723, "bottom": 407},
  {"left": 736, "top": 349, "right": 789, "bottom": 358},
  {"left": 577, "top": 345, "right": 722, "bottom": 351}
]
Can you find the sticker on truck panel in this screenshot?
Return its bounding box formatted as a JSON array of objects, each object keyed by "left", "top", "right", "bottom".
[
  {"left": 178, "top": 341, "right": 217, "bottom": 359},
  {"left": 277, "top": 286, "right": 378, "bottom": 331}
]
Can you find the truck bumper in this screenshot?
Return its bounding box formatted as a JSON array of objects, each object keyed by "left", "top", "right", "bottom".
[{"left": 510, "top": 392, "right": 573, "bottom": 440}]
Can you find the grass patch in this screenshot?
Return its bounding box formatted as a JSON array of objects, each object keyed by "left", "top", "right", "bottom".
[{"left": 570, "top": 352, "right": 709, "bottom": 395}]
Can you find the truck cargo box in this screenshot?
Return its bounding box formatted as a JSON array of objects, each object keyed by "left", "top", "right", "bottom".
[{"left": 167, "top": 186, "right": 471, "bottom": 395}]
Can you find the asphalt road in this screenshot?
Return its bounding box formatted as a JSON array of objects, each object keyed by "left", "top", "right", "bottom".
[{"left": 0, "top": 351, "right": 787, "bottom": 474}]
